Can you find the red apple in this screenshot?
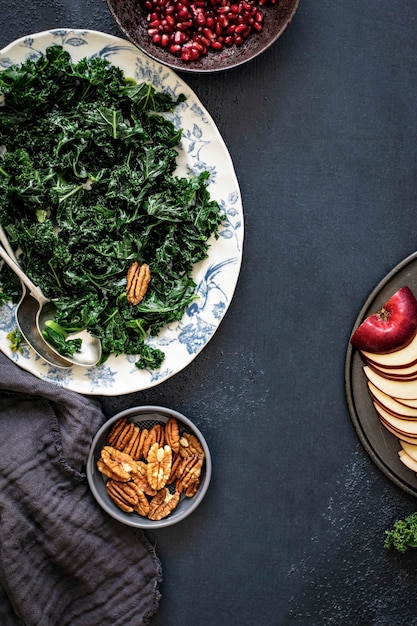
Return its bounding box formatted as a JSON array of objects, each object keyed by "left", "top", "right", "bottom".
[{"left": 350, "top": 286, "right": 417, "bottom": 353}]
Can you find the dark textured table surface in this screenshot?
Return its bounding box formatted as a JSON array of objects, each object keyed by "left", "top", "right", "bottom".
[{"left": 2, "top": 1, "right": 417, "bottom": 624}]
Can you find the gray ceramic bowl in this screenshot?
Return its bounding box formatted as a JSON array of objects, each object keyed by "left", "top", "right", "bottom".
[
  {"left": 106, "top": 0, "right": 300, "bottom": 73},
  {"left": 87, "top": 405, "right": 212, "bottom": 528}
]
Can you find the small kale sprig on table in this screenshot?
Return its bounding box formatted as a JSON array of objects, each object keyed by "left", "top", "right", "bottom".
[
  {"left": 384, "top": 511, "right": 417, "bottom": 553},
  {"left": 0, "top": 46, "right": 224, "bottom": 369}
]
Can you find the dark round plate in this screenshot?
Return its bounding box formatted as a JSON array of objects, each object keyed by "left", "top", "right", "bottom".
[
  {"left": 106, "top": 0, "right": 300, "bottom": 73},
  {"left": 345, "top": 252, "right": 417, "bottom": 497}
]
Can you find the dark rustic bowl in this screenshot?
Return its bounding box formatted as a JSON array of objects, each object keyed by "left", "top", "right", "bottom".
[
  {"left": 106, "top": 0, "right": 300, "bottom": 73},
  {"left": 87, "top": 405, "right": 212, "bottom": 528}
]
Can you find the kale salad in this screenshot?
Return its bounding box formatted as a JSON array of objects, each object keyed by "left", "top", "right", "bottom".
[{"left": 0, "top": 46, "right": 224, "bottom": 369}]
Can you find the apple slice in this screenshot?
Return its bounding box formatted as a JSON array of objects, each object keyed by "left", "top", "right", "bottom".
[
  {"left": 368, "top": 364, "right": 417, "bottom": 382},
  {"left": 351, "top": 286, "right": 417, "bottom": 354},
  {"left": 372, "top": 402, "right": 417, "bottom": 435},
  {"left": 395, "top": 397, "right": 417, "bottom": 409},
  {"left": 368, "top": 382, "right": 417, "bottom": 418},
  {"left": 379, "top": 416, "right": 417, "bottom": 443},
  {"left": 398, "top": 450, "right": 417, "bottom": 472},
  {"left": 360, "top": 333, "right": 417, "bottom": 369},
  {"left": 367, "top": 357, "right": 417, "bottom": 379},
  {"left": 400, "top": 441, "right": 417, "bottom": 462},
  {"left": 364, "top": 366, "right": 417, "bottom": 400}
]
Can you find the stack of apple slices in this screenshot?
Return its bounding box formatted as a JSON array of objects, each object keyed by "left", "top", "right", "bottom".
[{"left": 351, "top": 286, "right": 417, "bottom": 474}]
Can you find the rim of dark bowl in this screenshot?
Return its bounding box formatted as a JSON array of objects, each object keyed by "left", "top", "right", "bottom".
[
  {"left": 106, "top": 0, "right": 300, "bottom": 73},
  {"left": 87, "top": 405, "right": 212, "bottom": 528}
]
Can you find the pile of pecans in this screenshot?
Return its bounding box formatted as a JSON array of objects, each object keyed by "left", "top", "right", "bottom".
[
  {"left": 97, "top": 416, "right": 205, "bottom": 521},
  {"left": 143, "top": 0, "right": 277, "bottom": 62}
]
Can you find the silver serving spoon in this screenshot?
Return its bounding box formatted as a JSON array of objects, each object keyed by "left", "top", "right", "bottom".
[
  {"left": 0, "top": 240, "right": 102, "bottom": 367},
  {"left": 0, "top": 226, "right": 72, "bottom": 367}
]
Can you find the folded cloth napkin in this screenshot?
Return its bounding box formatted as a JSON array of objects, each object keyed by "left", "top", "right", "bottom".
[{"left": 0, "top": 352, "right": 162, "bottom": 626}]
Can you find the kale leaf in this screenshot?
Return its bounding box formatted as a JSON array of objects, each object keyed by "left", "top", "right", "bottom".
[{"left": 384, "top": 511, "right": 417, "bottom": 553}]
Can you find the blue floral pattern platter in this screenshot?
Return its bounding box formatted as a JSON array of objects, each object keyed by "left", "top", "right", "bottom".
[{"left": 0, "top": 29, "right": 243, "bottom": 396}]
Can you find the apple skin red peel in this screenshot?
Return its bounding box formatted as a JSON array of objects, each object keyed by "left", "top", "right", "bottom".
[{"left": 350, "top": 286, "right": 417, "bottom": 354}]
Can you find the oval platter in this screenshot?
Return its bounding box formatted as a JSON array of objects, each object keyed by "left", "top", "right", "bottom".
[
  {"left": 345, "top": 251, "right": 417, "bottom": 497},
  {"left": 0, "top": 29, "right": 244, "bottom": 395}
]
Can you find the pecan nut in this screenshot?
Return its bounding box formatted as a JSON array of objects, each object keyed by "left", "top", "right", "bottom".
[
  {"left": 167, "top": 453, "right": 182, "bottom": 484},
  {"left": 176, "top": 453, "right": 203, "bottom": 495},
  {"left": 147, "top": 443, "right": 172, "bottom": 490},
  {"left": 179, "top": 432, "right": 205, "bottom": 460},
  {"left": 142, "top": 424, "right": 164, "bottom": 459},
  {"left": 148, "top": 488, "right": 180, "bottom": 521},
  {"left": 98, "top": 446, "right": 138, "bottom": 482},
  {"left": 106, "top": 417, "right": 128, "bottom": 447},
  {"left": 126, "top": 262, "right": 151, "bottom": 305},
  {"left": 106, "top": 479, "right": 150, "bottom": 517},
  {"left": 123, "top": 424, "right": 140, "bottom": 457},
  {"left": 165, "top": 417, "right": 180, "bottom": 454},
  {"left": 132, "top": 462, "right": 158, "bottom": 496},
  {"left": 106, "top": 480, "right": 138, "bottom": 512},
  {"left": 114, "top": 421, "right": 135, "bottom": 451}
]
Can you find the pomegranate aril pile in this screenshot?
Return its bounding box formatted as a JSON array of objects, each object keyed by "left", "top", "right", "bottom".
[{"left": 143, "top": 0, "right": 276, "bottom": 62}]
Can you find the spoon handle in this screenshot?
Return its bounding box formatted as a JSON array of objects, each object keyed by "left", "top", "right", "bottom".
[
  {"left": 0, "top": 225, "right": 17, "bottom": 261},
  {"left": 0, "top": 243, "right": 48, "bottom": 305}
]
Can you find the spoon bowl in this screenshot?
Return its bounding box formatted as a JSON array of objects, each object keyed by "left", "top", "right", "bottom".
[
  {"left": 0, "top": 225, "right": 73, "bottom": 367},
  {"left": 16, "top": 291, "right": 74, "bottom": 368},
  {"left": 0, "top": 242, "right": 102, "bottom": 367}
]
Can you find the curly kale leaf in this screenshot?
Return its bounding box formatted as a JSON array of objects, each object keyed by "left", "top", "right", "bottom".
[
  {"left": 384, "top": 512, "right": 417, "bottom": 553},
  {"left": 135, "top": 344, "right": 165, "bottom": 370},
  {"left": 6, "top": 329, "right": 26, "bottom": 352}
]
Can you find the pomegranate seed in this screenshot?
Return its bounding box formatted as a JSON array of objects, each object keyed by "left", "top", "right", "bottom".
[
  {"left": 235, "top": 23, "right": 247, "bottom": 34},
  {"left": 173, "top": 30, "right": 186, "bottom": 43},
  {"left": 169, "top": 43, "right": 182, "bottom": 54},
  {"left": 177, "top": 6, "right": 190, "bottom": 19},
  {"left": 203, "top": 27, "right": 214, "bottom": 39},
  {"left": 192, "top": 38, "right": 205, "bottom": 52},
  {"left": 188, "top": 47, "right": 200, "bottom": 60}
]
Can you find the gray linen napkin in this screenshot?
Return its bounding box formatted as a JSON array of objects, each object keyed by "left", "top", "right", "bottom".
[{"left": 0, "top": 352, "right": 162, "bottom": 626}]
